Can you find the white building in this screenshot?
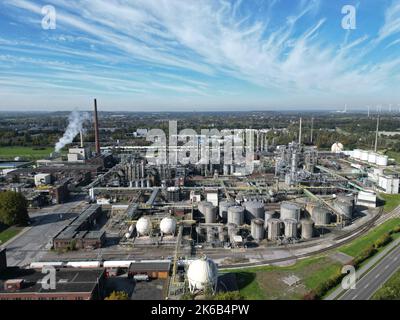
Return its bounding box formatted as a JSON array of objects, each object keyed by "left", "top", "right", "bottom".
[
  {"left": 67, "top": 147, "right": 89, "bottom": 162},
  {"left": 378, "top": 175, "right": 399, "bottom": 194},
  {"left": 34, "top": 173, "right": 51, "bottom": 186}
]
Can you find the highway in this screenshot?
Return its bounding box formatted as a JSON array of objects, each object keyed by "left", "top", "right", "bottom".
[{"left": 339, "top": 243, "right": 400, "bottom": 300}]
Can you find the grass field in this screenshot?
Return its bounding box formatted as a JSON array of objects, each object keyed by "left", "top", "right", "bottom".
[
  {"left": 0, "top": 226, "right": 24, "bottom": 245},
  {"left": 0, "top": 146, "right": 53, "bottom": 160},
  {"left": 372, "top": 268, "right": 400, "bottom": 300},
  {"left": 385, "top": 150, "right": 400, "bottom": 164},
  {"left": 227, "top": 256, "right": 342, "bottom": 300},
  {"left": 380, "top": 193, "right": 400, "bottom": 213},
  {"left": 339, "top": 218, "right": 400, "bottom": 257}
]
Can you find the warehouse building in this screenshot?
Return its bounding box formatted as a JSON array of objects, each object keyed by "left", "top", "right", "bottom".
[
  {"left": 128, "top": 261, "right": 171, "bottom": 280},
  {"left": 0, "top": 267, "right": 105, "bottom": 300}
]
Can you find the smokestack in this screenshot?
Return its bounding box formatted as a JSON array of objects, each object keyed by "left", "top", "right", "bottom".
[
  {"left": 94, "top": 98, "right": 100, "bottom": 156},
  {"left": 310, "top": 117, "right": 314, "bottom": 144},
  {"left": 298, "top": 117, "right": 302, "bottom": 145},
  {"left": 80, "top": 130, "right": 84, "bottom": 148}
]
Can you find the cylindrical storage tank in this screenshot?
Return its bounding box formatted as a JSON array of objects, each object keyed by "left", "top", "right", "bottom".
[
  {"left": 227, "top": 206, "right": 245, "bottom": 226},
  {"left": 218, "top": 226, "right": 227, "bottom": 243},
  {"left": 360, "top": 150, "right": 369, "bottom": 161},
  {"left": 284, "top": 219, "right": 298, "bottom": 238},
  {"left": 368, "top": 152, "right": 377, "bottom": 164},
  {"left": 264, "top": 211, "right": 274, "bottom": 229},
  {"left": 160, "top": 217, "right": 177, "bottom": 235},
  {"left": 136, "top": 216, "right": 152, "bottom": 236},
  {"left": 219, "top": 200, "right": 235, "bottom": 220},
  {"left": 244, "top": 201, "right": 265, "bottom": 221},
  {"left": 227, "top": 223, "right": 238, "bottom": 241},
  {"left": 206, "top": 227, "right": 215, "bottom": 243},
  {"left": 334, "top": 200, "right": 353, "bottom": 219},
  {"left": 301, "top": 219, "right": 314, "bottom": 239},
  {"left": 198, "top": 201, "right": 212, "bottom": 215},
  {"left": 353, "top": 149, "right": 362, "bottom": 159},
  {"left": 251, "top": 218, "right": 265, "bottom": 241},
  {"left": 204, "top": 203, "right": 217, "bottom": 223},
  {"left": 280, "top": 202, "right": 301, "bottom": 221},
  {"left": 376, "top": 155, "right": 388, "bottom": 166},
  {"left": 267, "top": 219, "right": 283, "bottom": 241},
  {"left": 311, "top": 206, "right": 331, "bottom": 225},
  {"left": 187, "top": 256, "right": 218, "bottom": 293}
]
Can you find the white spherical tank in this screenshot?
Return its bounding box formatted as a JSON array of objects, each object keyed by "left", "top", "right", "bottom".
[
  {"left": 136, "top": 216, "right": 152, "bottom": 236},
  {"left": 160, "top": 217, "right": 176, "bottom": 235},
  {"left": 187, "top": 256, "right": 218, "bottom": 293}
]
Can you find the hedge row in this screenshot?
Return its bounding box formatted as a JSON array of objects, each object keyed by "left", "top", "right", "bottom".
[{"left": 304, "top": 224, "right": 400, "bottom": 300}]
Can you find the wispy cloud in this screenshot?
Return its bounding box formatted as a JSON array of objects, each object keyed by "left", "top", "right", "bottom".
[{"left": 1, "top": 0, "right": 400, "bottom": 110}]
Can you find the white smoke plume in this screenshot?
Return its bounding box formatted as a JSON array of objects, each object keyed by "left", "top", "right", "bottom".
[{"left": 55, "top": 111, "right": 91, "bottom": 152}]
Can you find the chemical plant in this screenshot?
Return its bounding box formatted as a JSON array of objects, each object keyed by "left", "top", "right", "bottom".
[{"left": 1, "top": 101, "right": 399, "bottom": 300}]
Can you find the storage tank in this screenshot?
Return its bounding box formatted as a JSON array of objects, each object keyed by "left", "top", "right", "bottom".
[
  {"left": 218, "top": 226, "right": 227, "bottom": 243},
  {"left": 376, "top": 154, "right": 388, "bottom": 166},
  {"left": 284, "top": 219, "right": 298, "bottom": 238},
  {"left": 251, "top": 218, "right": 265, "bottom": 241},
  {"left": 187, "top": 256, "right": 218, "bottom": 293},
  {"left": 244, "top": 201, "right": 265, "bottom": 221},
  {"left": 206, "top": 227, "right": 215, "bottom": 243},
  {"left": 227, "top": 206, "right": 245, "bottom": 225},
  {"left": 360, "top": 150, "right": 369, "bottom": 161},
  {"left": 227, "top": 223, "right": 238, "bottom": 242},
  {"left": 136, "top": 216, "right": 152, "bottom": 236},
  {"left": 301, "top": 219, "right": 314, "bottom": 239},
  {"left": 204, "top": 203, "right": 217, "bottom": 223},
  {"left": 280, "top": 202, "right": 301, "bottom": 221},
  {"left": 219, "top": 200, "right": 235, "bottom": 220},
  {"left": 198, "top": 201, "right": 212, "bottom": 215},
  {"left": 264, "top": 211, "right": 274, "bottom": 229},
  {"left": 353, "top": 149, "right": 362, "bottom": 159},
  {"left": 368, "top": 152, "right": 377, "bottom": 164},
  {"left": 311, "top": 206, "right": 331, "bottom": 225},
  {"left": 160, "top": 217, "right": 177, "bottom": 235},
  {"left": 334, "top": 200, "right": 353, "bottom": 219},
  {"left": 267, "top": 219, "right": 283, "bottom": 241}
]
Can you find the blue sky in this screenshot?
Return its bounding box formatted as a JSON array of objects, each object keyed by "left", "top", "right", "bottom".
[{"left": 0, "top": 0, "right": 400, "bottom": 111}]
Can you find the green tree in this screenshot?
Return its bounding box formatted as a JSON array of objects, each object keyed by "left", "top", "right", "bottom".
[
  {"left": 0, "top": 191, "right": 29, "bottom": 226},
  {"left": 105, "top": 291, "right": 129, "bottom": 300}
]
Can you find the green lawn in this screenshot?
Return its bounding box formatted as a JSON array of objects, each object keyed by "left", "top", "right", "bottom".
[
  {"left": 0, "top": 226, "right": 24, "bottom": 245},
  {"left": 385, "top": 150, "right": 400, "bottom": 164},
  {"left": 226, "top": 256, "right": 341, "bottom": 300},
  {"left": 339, "top": 218, "right": 400, "bottom": 257},
  {"left": 372, "top": 268, "right": 400, "bottom": 300},
  {"left": 0, "top": 146, "right": 53, "bottom": 160},
  {"left": 380, "top": 193, "right": 400, "bottom": 213}
]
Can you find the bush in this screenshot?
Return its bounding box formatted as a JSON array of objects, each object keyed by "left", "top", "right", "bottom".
[
  {"left": 105, "top": 291, "right": 129, "bottom": 300},
  {"left": 374, "top": 233, "right": 392, "bottom": 249}
]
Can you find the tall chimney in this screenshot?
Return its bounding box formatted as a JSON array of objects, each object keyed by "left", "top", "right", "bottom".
[
  {"left": 298, "top": 117, "right": 302, "bottom": 145},
  {"left": 94, "top": 98, "right": 100, "bottom": 156},
  {"left": 80, "top": 130, "right": 84, "bottom": 148}
]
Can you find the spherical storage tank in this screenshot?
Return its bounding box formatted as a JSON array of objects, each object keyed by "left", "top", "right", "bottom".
[
  {"left": 204, "top": 203, "right": 217, "bottom": 223},
  {"left": 227, "top": 206, "right": 245, "bottom": 225},
  {"left": 284, "top": 219, "right": 298, "bottom": 238},
  {"left": 136, "top": 216, "right": 152, "bottom": 236},
  {"left": 280, "top": 202, "right": 301, "bottom": 221},
  {"left": 301, "top": 219, "right": 314, "bottom": 239},
  {"left": 267, "top": 219, "right": 283, "bottom": 241},
  {"left": 160, "top": 217, "right": 177, "bottom": 235},
  {"left": 251, "top": 219, "right": 265, "bottom": 241},
  {"left": 219, "top": 200, "right": 235, "bottom": 220},
  {"left": 311, "top": 206, "right": 331, "bottom": 225},
  {"left": 244, "top": 201, "right": 265, "bottom": 221},
  {"left": 187, "top": 256, "right": 218, "bottom": 293}
]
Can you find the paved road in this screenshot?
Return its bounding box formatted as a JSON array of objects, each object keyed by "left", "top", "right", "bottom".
[
  {"left": 3, "top": 202, "right": 81, "bottom": 267},
  {"left": 339, "top": 244, "right": 400, "bottom": 300}
]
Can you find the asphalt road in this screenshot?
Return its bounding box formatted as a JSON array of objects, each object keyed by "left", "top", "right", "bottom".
[
  {"left": 340, "top": 244, "right": 400, "bottom": 300},
  {"left": 3, "top": 202, "right": 80, "bottom": 267}
]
